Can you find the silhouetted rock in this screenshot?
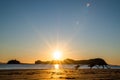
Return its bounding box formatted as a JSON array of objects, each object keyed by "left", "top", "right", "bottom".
[
  {"left": 35, "top": 60, "right": 42, "bottom": 64},
  {"left": 88, "top": 58, "right": 109, "bottom": 69},
  {"left": 34, "top": 58, "right": 110, "bottom": 69},
  {"left": 71, "top": 58, "right": 110, "bottom": 69},
  {"left": 7, "top": 59, "right": 20, "bottom": 64},
  {"left": 63, "top": 58, "right": 75, "bottom": 64}
]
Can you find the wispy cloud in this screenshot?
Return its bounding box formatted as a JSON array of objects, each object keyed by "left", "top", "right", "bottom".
[{"left": 86, "top": 3, "right": 90, "bottom": 7}]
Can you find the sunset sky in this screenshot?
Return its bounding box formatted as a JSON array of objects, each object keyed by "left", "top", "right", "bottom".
[{"left": 0, "top": 0, "right": 120, "bottom": 65}]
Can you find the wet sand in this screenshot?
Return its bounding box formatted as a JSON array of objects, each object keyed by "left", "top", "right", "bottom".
[{"left": 0, "top": 69, "right": 120, "bottom": 80}]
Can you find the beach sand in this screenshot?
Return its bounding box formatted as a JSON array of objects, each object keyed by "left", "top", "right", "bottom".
[{"left": 0, "top": 69, "right": 120, "bottom": 80}]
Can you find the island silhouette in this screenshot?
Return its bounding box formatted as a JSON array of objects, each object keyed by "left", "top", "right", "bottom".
[{"left": 6, "top": 58, "right": 110, "bottom": 69}]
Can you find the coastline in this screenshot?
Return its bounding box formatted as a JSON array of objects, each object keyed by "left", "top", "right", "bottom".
[{"left": 0, "top": 69, "right": 120, "bottom": 80}]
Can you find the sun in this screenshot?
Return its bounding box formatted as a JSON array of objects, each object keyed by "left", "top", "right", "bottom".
[{"left": 53, "top": 50, "right": 62, "bottom": 60}]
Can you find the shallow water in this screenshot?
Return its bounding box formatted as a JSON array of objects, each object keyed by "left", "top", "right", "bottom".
[{"left": 0, "top": 64, "right": 119, "bottom": 70}]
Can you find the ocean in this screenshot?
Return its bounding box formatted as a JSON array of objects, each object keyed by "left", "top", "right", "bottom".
[{"left": 0, "top": 64, "right": 119, "bottom": 70}]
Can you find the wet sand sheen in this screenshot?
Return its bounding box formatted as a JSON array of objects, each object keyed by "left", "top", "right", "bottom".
[{"left": 0, "top": 69, "right": 120, "bottom": 80}]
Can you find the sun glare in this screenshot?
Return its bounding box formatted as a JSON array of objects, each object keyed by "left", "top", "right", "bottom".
[{"left": 53, "top": 50, "right": 62, "bottom": 60}]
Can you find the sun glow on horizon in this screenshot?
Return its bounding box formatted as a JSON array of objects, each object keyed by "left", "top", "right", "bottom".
[{"left": 53, "top": 50, "right": 62, "bottom": 60}]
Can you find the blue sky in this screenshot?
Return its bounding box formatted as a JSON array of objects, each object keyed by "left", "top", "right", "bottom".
[{"left": 0, "top": 0, "right": 120, "bottom": 64}]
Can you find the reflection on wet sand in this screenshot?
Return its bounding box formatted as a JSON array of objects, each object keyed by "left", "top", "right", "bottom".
[{"left": 0, "top": 69, "right": 120, "bottom": 80}]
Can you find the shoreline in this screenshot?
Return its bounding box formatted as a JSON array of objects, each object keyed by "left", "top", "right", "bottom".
[{"left": 0, "top": 69, "right": 120, "bottom": 80}]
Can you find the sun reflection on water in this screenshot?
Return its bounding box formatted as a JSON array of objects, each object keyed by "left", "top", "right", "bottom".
[{"left": 54, "top": 64, "right": 59, "bottom": 69}]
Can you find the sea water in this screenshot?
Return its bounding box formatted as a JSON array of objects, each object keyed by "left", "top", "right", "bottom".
[{"left": 0, "top": 64, "right": 119, "bottom": 70}]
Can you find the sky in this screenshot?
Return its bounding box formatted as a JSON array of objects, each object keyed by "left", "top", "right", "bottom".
[{"left": 0, "top": 0, "right": 120, "bottom": 65}]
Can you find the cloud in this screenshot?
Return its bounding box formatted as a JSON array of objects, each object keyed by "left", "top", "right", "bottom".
[{"left": 86, "top": 3, "right": 90, "bottom": 7}]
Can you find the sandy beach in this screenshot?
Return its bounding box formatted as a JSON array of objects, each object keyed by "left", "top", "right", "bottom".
[{"left": 0, "top": 69, "right": 120, "bottom": 80}]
